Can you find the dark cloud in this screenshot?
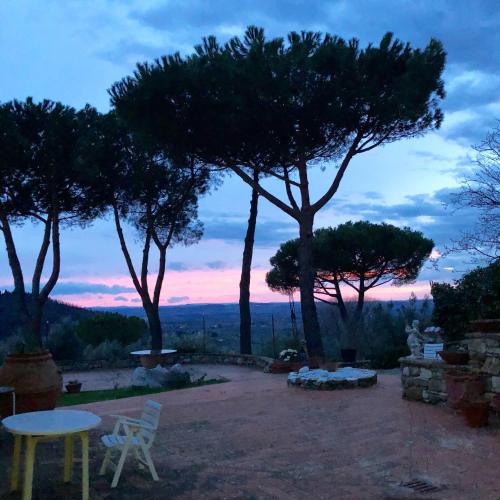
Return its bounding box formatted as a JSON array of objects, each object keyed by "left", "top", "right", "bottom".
[
  {"left": 53, "top": 282, "right": 135, "bottom": 295},
  {"left": 206, "top": 260, "right": 226, "bottom": 269},
  {"left": 131, "top": 1, "right": 499, "bottom": 72},
  {"left": 336, "top": 187, "right": 478, "bottom": 248},
  {"left": 203, "top": 217, "right": 298, "bottom": 247},
  {"left": 131, "top": 298, "right": 142, "bottom": 303},
  {"left": 167, "top": 296, "right": 189, "bottom": 304},
  {"left": 114, "top": 296, "right": 129, "bottom": 302},
  {"left": 111, "top": 1, "right": 500, "bottom": 147},
  {"left": 167, "top": 261, "right": 189, "bottom": 271},
  {"left": 364, "top": 191, "right": 384, "bottom": 200}
]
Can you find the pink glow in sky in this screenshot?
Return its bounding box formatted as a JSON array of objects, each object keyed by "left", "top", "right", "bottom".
[{"left": 51, "top": 268, "right": 431, "bottom": 308}]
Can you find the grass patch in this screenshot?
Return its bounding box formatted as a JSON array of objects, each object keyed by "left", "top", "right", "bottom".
[{"left": 58, "top": 378, "right": 228, "bottom": 407}]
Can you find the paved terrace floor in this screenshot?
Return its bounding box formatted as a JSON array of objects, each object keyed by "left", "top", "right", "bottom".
[{"left": 1, "top": 365, "right": 500, "bottom": 499}]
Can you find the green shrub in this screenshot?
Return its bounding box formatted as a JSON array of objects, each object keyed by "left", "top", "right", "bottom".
[
  {"left": 76, "top": 313, "right": 147, "bottom": 347},
  {"left": 171, "top": 332, "right": 215, "bottom": 353},
  {"left": 46, "top": 317, "right": 83, "bottom": 360},
  {"left": 432, "top": 260, "right": 500, "bottom": 341}
]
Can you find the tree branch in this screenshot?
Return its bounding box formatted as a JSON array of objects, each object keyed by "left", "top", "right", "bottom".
[
  {"left": 231, "top": 166, "right": 299, "bottom": 219},
  {"left": 311, "top": 133, "right": 363, "bottom": 213}
]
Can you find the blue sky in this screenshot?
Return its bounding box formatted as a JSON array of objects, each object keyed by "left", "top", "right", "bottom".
[{"left": 0, "top": 0, "right": 499, "bottom": 306}]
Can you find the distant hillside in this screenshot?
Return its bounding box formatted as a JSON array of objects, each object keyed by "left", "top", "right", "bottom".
[{"left": 0, "top": 291, "right": 93, "bottom": 339}]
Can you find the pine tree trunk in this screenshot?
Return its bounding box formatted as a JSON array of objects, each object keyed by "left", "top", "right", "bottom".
[
  {"left": 239, "top": 174, "right": 259, "bottom": 354},
  {"left": 297, "top": 214, "right": 324, "bottom": 358},
  {"left": 145, "top": 303, "right": 163, "bottom": 352}
]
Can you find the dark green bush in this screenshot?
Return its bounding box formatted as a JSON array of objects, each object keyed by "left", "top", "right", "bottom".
[
  {"left": 47, "top": 317, "right": 83, "bottom": 360},
  {"left": 76, "top": 313, "right": 147, "bottom": 347},
  {"left": 432, "top": 260, "right": 500, "bottom": 341}
]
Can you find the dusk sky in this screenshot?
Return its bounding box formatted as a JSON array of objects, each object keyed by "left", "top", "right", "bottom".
[{"left": 0, "top": 0, "right": 499, "bottom": 307}]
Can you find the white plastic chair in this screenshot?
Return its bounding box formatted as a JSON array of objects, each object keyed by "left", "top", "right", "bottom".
[{"left": 99, "top": 399, "right": 162, "bottom": 487}]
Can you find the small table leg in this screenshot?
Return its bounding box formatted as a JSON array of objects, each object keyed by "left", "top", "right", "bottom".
[
  {"left": 23, "top": 435, "right": 38, "bottom": 500},
  {"left": 10, "top": 434, "right": 22, "bottom": 491},
  {"left": 80, "top": 432, "right": 89, "bottom": 500},
  {"left": 64, "top": 434, "right": 74, "bottom": 482}
]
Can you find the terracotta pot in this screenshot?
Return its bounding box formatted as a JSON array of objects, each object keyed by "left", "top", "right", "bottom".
[
  {"left": 438, "top": 351, "right": 470, "bottom": 365},
  {"left": 469, "top": 319, "right": 500, "bottom": 333},
  {"left": 461, "top": 400, "right": 490, "bottom": 428},
  {"left": 0, "top": 350, "right": 62, "bottom": 414},
  {"left": 445, "top": 371, "right": 484, "bottom": 409},
  {"left": 65, "top": 382, "right": 82, "bottom": 394}
]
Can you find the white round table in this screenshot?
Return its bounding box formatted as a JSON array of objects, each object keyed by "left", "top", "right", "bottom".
[
  {"left": 130, "top": 349, "right": 177, "bottom": 356},
  {"left": 2, "top": 410, "right": 101, "bottom": 500}
]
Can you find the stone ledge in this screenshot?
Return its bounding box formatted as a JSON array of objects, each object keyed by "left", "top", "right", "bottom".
[
  {"left": 398, "top": 356, "right": 470, "bottom": 370},
  {"left": 288, "top": 367, "right": 377, "bottom": 390}
]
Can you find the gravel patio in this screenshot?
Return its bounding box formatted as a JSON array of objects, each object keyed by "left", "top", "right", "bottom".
[{"left": 1, "top": 365, "right": 500, "bottom": 499}]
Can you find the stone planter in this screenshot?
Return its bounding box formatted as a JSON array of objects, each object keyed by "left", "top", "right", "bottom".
[
  {"left": 461, "top": 400, "right": 490, "bottom": 427},
  {"left": 445, "top": 371, "right": 484, "bottom": 409},
  {"left": 0, "top": 350, "right": 62, "bottom": 414},
  {"left": 438, "top": 351, "right": 470, "bottom": 365}
]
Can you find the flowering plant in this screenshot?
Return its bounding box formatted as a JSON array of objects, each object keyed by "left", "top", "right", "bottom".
[{"left": 279, "top": 349, "right": 299, "bottom": 362}]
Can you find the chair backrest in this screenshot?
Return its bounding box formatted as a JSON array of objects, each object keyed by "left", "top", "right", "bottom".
[{"left": 140, "top": 400, "right": 162, "bottom": 446}]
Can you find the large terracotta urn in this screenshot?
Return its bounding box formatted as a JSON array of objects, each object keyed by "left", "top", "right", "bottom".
[{"left": 0, "top": 350, "right": 62, "bottom": 416}]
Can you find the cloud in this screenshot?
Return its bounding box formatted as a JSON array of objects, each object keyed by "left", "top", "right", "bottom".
[
  {"left": 128, "top": 1, "right": 498, "bottom": 148},
  {"left": 114, "top": 296, "right": 128, "bottom": 302},
  {"left": 52, "top": 282, "right": 136, "bottom": 295},
  {"left": 334, "top": 187, "right": 479, "bottom": 248},
  {"left": 131, "top": 298, "right": 142, "bottom": 303},
  {"left": 203, "top": 217, "right": 298, "bottom": 247},
  {"left": 167, "top": 261, "right": 189, "bottom": 271},
  {"left": 206, "top": 260, "right": 226, "bottom": 269},
  {"left": 167, "top": 296, "right": 190, "bottom": 304}
]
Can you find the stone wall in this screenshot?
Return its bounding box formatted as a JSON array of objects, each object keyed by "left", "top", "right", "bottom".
[
  {"left": 59, "top": 352, "right": 274, "bottom": 373},
  {"left": 400, "top": 324, "right": 500, "bottom": 405},
  {"left": 400, "top": 357, "right": 466, "bottom": 404},
  {"left": 463, "top": 332, "right": 500, "bottom": 402}
]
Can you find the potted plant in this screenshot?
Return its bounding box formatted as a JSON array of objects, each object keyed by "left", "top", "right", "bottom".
[
  {"left": 270, "top": 349, "right": 302, "bottom": 373},
  {"left": 438, "top": 345, "right": 470, "bottom": 365},
  {"left": 65, "top": 379, "right": 82, "bottom": 394}
]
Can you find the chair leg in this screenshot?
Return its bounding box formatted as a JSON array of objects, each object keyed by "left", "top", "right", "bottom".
[
  {"left": 141, "top": 446, "right": 159, "bottom": 482},
  {"left": 111, "top": 444, "right": 130, "bottom": 488},
  {"left": 99, "top": 448, "right": 112, "bottom": 476}
]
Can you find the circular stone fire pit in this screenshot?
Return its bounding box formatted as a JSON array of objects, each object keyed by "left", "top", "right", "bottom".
[{"left": 287, "top": 366, "right": 377, "bottom": 390}]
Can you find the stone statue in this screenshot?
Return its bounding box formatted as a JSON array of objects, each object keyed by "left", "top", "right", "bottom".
[{"left": 406, "top": 320, "right": 424, "bottom": 358}]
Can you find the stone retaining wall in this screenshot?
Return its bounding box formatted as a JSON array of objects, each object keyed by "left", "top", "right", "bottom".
[
  {"left": 59, "top": 353, "right": 274, "bottom": 373},
  {"left": 400, "top": 326, "right": 500, "bottom": 405}
]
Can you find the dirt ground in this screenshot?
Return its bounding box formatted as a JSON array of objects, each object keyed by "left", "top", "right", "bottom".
[{"left": 1, "top": 365, "right": 500, "bottom": 499}]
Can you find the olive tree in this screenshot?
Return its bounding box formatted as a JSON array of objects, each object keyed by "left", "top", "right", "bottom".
[{"left": 110, "top": 27, "right": 446, "bottom": 358}]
